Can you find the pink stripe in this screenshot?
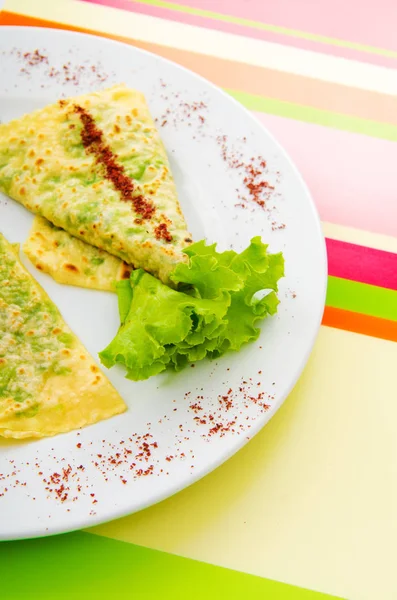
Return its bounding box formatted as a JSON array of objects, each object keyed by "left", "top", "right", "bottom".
[
  {"left": 80, "top": 0, "right": 397, "bottom": 69},
  {"left": 170, "top": 0, "right": 397, "bottom": 53},
  {"left": 326, "top": 238, "right": 397, "bottom": 290},
  {"left": 255, "top": 113, "right": 397, "bottom": 239}
]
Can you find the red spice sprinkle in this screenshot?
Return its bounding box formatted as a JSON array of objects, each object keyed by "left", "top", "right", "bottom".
[
  {"left": 157, "top": 92, "right": 208, "bottom": 130},
  {"left": 62, "top": 466, "right": 72, "bottom": 481},
  {"left": 76, "top": 443, "right": 82, "bottom": 449},
  {"left": 13, "top": 49, "right": 109, "bottom": 85},
  {"left": 154, "top": 222, "right": 173, "bottom": 243},
  {"left": 72, "top": 105, "right": 155, "bottom": 220},
  {"left": 216, "top": 135, "right": 278, "bottom": 213},
  {"left": 23, "top": 49, "right": 48, "bottom": 66},
  {"left": 184, "top": 378, "right": 273, "bottom": 441}
]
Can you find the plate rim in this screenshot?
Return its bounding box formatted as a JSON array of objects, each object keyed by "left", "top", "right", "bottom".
[{"left": 0, "top": 25, "right": 328, "bottom": 540}]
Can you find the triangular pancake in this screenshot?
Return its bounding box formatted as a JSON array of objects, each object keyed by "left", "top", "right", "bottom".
[
  {"left": 24, "top": 216, "right": 132, "bottom": 292},
  {"left": 0, "top": 232, "right": 126, "bottom": 439},
  {"left": 0, "top": 84, "right": 192, "bottom": 285}
]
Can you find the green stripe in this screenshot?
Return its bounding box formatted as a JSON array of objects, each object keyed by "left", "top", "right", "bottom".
[
  {"left": 227, "top": 90, "right": 397, "bottom": 141},
  {"left": 133, "top": 0, "right": 397, "bottom": 59},
  {"left": 1, "top": 531, "right": 340, "bottom": 599},
  {"left": 326, "top": 276, "right": 397, "bottom": 321}
]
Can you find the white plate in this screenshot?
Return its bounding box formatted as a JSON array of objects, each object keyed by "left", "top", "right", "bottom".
[{"left": 0, "top": 26, "right": 327, "bottom": 541}]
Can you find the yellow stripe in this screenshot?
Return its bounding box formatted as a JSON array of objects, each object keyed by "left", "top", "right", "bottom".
[{"left": 90, "top": 326, "right": 397, "bottom": 600}]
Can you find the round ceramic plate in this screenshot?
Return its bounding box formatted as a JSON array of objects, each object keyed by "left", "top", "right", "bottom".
[{"left": 0, "top": 26, "right": 327, "bottom": 540}]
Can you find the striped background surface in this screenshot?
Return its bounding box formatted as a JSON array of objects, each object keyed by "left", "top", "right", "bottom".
[{"left": 1, "top": 1, "right": 397, "bottom": 598}]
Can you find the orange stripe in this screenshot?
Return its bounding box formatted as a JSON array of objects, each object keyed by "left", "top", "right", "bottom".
[
  {"left": 322, "top": 306, "right": 397, "bottom": 342},
  {"left": 2, "top": 11, "right": 397, "bottom": 126}
]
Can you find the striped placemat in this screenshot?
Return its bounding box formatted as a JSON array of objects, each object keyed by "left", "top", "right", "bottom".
[{"left": 1, "top": 1, "right": 396, "bottom": 598}]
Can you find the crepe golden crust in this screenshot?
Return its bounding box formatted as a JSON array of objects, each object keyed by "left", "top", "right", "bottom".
[
  {"left": 0, "top": 84, "right": 192, "bottom": 285},
  {"left": 24, "top": 216, "right": 132, "bottom": 292},
  {"left": 0, "top": 232, "right": 126, "bottom": 439}
]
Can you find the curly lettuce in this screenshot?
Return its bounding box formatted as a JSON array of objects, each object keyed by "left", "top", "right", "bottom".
[{"left": 99, "top": 237, "right": 284, "bottom": 381}]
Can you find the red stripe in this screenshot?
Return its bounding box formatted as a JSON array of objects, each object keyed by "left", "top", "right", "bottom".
[{"left": 326, "top": 238, "right": 397, "bottom": 291}]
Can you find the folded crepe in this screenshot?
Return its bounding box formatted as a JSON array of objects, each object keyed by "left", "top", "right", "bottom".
[
  {"left": 0, "top": 232, "right": 126, "bottom": 439},
  {"left": 0, "top": 84, "right": 192, "bottom": 285},
  {"left": 24, "top": 216, "right": 131, "bottom": 292}
]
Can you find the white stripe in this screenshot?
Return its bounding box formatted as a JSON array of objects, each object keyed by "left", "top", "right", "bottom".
[
  {"left": 322, "top": 222, "right": 397, "bottom": 253},
  {"left": 7, "top": 0, "right": 397, "bottom": 96}
]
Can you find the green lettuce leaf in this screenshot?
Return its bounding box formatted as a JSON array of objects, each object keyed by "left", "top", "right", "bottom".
[
  {"left": 99, "top": 237, "right": 284, "bottom": 381},
  {"left": 115, "top": 280, "right": 133, "bottom": 325}
]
